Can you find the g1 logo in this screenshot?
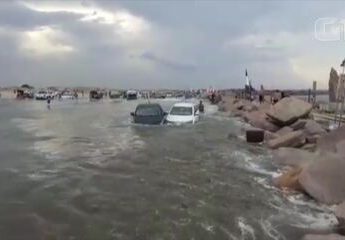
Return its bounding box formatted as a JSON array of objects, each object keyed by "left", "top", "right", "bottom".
[{"left": 315, "top": 18, "right": 345, "bottom": 41}]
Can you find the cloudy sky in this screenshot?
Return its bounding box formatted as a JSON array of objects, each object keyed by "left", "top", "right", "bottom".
[{"left": 0, "top": 0, "right": 344, "bottom": 89}]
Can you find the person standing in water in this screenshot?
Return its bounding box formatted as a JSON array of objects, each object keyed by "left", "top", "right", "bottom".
[
  {"left": 47, "top": 96, "right": 51, "bottom": 109},
  {"left": 199, "top": 100, "right": 205, "bottom": 113}
]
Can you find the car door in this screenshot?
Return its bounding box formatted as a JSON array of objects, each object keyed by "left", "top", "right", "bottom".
[{"left": 194, "top": 106, "right": 200, "bottom": 122}]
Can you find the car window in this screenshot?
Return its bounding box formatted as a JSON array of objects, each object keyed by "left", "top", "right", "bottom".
[
  {"left": 170, "top": 106, "right": 193, "bottom": 116},
  {"left": 136, "top": 106, "right": 161, "bottom": 116}
]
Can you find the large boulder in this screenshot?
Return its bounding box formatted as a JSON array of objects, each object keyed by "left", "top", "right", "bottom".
[
  {"left": 304, "top": 120, "right": 326, "bottom": 136},
  {"left": 317, "top": 125, "right": 345, "bottom": 153},
  {"left": 243, "top": 111, "right": 280, "bottom": 132},
  {"left": 272, "top": 147, "right": 315, "bottom": 167},
  {"left": 290, "top": 119, "right": 308, "bottom": 131},
  {"left": 299, "top": 154, "right": 345, "bottom": 204},
  {"left": 275, "top": 126, "right": 293, "bottom": 136},
  {"left": 303, "top": 234, "right": 345, "bottom": 240},
  {"left": 266, "top": 97, "right": 313, "bottom": 126},
  {"left": 329, "top": 67, "right": 339, "bottom": 103},
  {"left": 272, "top": 167, "right": 304, "bottom": 191},
  {"left": 267, "top": 130, "right": 305, "bottom": 149},
  {"left": 335, "top": 202, "right": 345, "bottom": 234}
]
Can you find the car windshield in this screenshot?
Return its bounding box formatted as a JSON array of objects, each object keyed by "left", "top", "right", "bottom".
[
  {"left": 136, "top": 106, "right": 161, "bottom": 116},
  {"left": 170, "top": 106, "right": 193, "bottom": 116}
]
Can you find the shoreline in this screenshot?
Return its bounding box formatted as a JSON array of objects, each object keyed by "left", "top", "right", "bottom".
[{"left": 217, "top": 95, "right": 345, "bottom": 239}]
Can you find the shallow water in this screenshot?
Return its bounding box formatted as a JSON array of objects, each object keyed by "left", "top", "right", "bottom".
[{"left": 0, "top": 98, "right": 337, "bottom": 240}]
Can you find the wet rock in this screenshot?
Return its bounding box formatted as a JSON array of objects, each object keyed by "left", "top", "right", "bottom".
[
  {"left": 267, "top": 130, "right": 305, "bottom": 149},
  {"left": 275, "top": 126, "right": 293, "bottom": 136},
  {"left": 299, "top": 154, "right": 345, "bottom": 204},
  {"left": 304, "top": 120, "right": 326, "bottom": 136},
  {"left": 335, "top": 202, "right": 345, "bottom": 234},
  {"left": 329, "top": 67, "right": 339, "bottom": 103},
  {"left": 273, "top": 167, "right": 304, "bottom": 191},
  {"left": 264, "top": 131, "right": 279, "bottom": 141},
  {"left": 272, "top": 147, "right": 315, "bottom": 168},
  {"left": 302, "top": 234, "right": 345, "bottom": 240},
  {"left": 290, "top": 119, "right": 308, "bottom": 131},
  {"left": 266, "top": 97, "right": 313, "bottom": 126},
  {"left": 243, "top": 111, "right": 280, "bottom": 132},
  {"left": 246, "top": 129, "right": 264, "bottom": 143}
]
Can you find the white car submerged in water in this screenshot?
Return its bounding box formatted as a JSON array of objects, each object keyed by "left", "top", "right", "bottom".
[{"left": 166, "top": 102, "right": 200, "bottom": 124}]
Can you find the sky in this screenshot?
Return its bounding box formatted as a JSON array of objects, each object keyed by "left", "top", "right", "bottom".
[{"left": 0, "top": 0, "right": 344, "bottom": 89}]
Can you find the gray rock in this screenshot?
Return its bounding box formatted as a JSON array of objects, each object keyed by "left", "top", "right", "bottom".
[
  {"left": 290, "top": 119, "right": 308, "bottom": 131},
  {"left": 306, "top": 135, "right": 321, "bottom": 144},
  {"left": 305, "top": 120, "right": 326, "bottom": 136},
  {"left": 301, "top": 143, "right": 317, "bottom": 152},
  {"left": 317, "top": 125, "right": 345, "bottom": 153},
  {"left": 272, "top": 147, "right": 315, "bottom": 167},
  {"left": 303, "top": 234, "right": 345, "bottom": 240},
  {"left": 267, "top": 130, "right": 305, "bottom": 149},
  {"left": 266, "top": 97, "right": 313, "bottom": 126},
  {"left": 329, "top": 67, "right": 339, "bottom": 103},
  {"left": 335, "top": 202, "right": 345, "bottom": 234},
  {"left": 275, "top": 126, "right": 293, "bottom": 136},
  {"left": 243, "top": 111, "right": 280, "bottom": 132},
  {"left": 243, "top": 103, "right": 258, "bottom": 112},
  {"left": 299, "top": 154, "right": 345, "bottom": 204},
  {"left": 264, "top": 131, "right": 279, "bottom": 141}
]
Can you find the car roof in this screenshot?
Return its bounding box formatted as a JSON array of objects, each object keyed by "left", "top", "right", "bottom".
[
  {"left": 136, "top": 103, "right": 162, "bottom": 108},
  {"left": 172, "top": 102, "right": 195, "bottom": 108}
]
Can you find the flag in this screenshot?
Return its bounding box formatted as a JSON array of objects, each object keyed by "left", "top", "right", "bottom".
[{"left": 245, "top": 69, "right": 250, "bottom": 86}]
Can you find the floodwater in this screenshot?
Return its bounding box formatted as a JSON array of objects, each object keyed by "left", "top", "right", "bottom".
[{"left": 0, "top": 98, "right": 337, "bottom": 240}]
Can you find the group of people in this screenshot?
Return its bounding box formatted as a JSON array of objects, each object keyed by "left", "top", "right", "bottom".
[{"left": 238, "top": 88, "right": 286, "bottom": 105}]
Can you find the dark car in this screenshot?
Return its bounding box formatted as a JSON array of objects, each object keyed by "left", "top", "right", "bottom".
[
  {"left": 89, "top": 90, "right": 103, "bottom": 100},
  {"left": 131, "top": 103, "right": 166, "bottom": 125}
]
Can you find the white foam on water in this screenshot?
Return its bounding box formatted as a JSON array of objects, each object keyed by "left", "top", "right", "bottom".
[
  {"left": 231, "top": 151, "right": 279, "bottom": 177},
  {"left": 259, "top": 219, "right": 286, "bottom": 240},
  {"left": 200, "top": 222, "right": 215, "bottom": 234},
  {"left": 285, "top": 195, "right": 338, "bottom": 230},
  {"left": 237, "top": 217, "right": 256, "bottom": 240}
]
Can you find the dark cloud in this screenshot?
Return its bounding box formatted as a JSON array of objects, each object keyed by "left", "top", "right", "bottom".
[
  {"left": 139, "top": 51, "right": 196, "bottom": 72},
  {"left": 0, "top": 1, "right": 344, "bottom": 88}
]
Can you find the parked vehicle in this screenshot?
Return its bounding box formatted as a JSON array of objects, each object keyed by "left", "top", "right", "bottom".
[
  {"left": 35, "top": 90, "right": 49, "bottom": 100},
  {"left": 16, "top": 89, "right": 34, "bottom": 99},
  {"left": 131, "top": 103, "right": 166, "bottom": 125},
  {"left": 109, "top": 91, "right": 122, "bottom": 99},
  {"left": 126, "top": 90, "right": 138, "bottom": 100},
  {"left": 60, "top": 93, "right": 76, "bottom": 100},
  {"left": 166, "top": 102, "right": 199, "bottom": 124},
  {"left": 89, "top": 90, "right": 103, "bottom": 100}
]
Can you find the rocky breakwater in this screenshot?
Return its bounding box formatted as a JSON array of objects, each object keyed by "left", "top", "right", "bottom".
[{"left": 219, "top": 96, "right": 345, "bottom": 239}]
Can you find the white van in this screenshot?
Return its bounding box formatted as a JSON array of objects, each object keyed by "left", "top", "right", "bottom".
[{"left": 166, "top": 102, "right": 199, "bottom": 124}]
